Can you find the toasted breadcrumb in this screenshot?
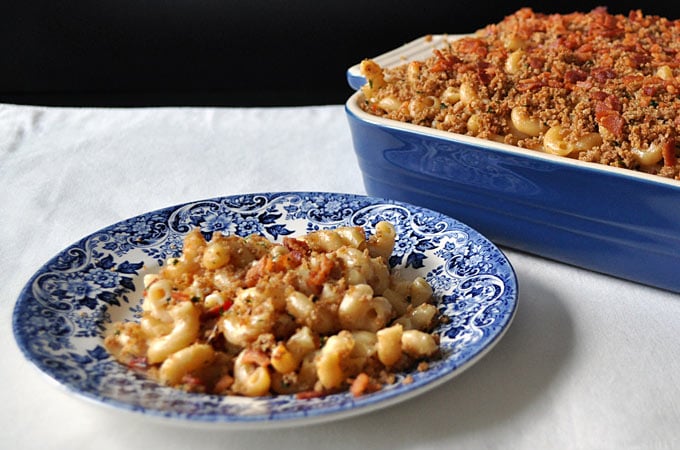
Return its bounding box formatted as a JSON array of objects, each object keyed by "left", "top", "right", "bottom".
[{"left": 361, "top": 7, "right": 680, "bottom": 179}]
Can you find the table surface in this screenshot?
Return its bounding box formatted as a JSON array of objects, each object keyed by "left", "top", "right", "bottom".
[{"left": 2, "top": 102, "right": 679, "bottom": 450}]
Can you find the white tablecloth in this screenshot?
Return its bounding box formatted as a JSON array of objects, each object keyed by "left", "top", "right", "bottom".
[{"left": 2, "top": 102, "right": 679, "bottom": 449}]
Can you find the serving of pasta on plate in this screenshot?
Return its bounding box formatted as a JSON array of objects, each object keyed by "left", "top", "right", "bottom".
[{"left": 105, "top": 222, "right": 442, "bottom": 398}]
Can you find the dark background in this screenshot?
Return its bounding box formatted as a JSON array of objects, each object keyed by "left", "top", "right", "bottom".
[{"left": 1, "top": 1, "right": 678, "bottom": 107}]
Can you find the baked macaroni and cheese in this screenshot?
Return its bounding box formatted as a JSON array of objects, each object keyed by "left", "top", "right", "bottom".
[
  {"left": 105, "top": 223, "right": 441, "bottom": 397},
  {"left": 359, "top": 7, "right": 680, "bottom": 179}
]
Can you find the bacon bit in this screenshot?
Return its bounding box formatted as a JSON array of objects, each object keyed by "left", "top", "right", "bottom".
[
  {"left": 598, "top": 113, "right": 625, "bottom": 139},
  {"left": 592, "top": 92, "right": 625, "bottom": 138},
  {"left": 349, "top": 373, "right": 381, "bottom": 397},
  {"left": 641, "top": 79, "right": 665, "bottom": 97},
  {"left": 244, "top": 259, "right": 264, "bottom": 287},
  {"left": 514, "top": 6, "right": 534, "bottom": 20},
  {"left": 245, "top": 246, "right": 305, "bottom": 287},
  {"left": 181, "top": 374, "right": 204, "bottom": 390},
  {"left": 263, "top": 256, "right": 277, "bottom": 273},
  {"left": 642, "top": 85, "right": 659, "bottom": 97},
  {"left": 575, "top": 42, "right": 593, "bottom": 54},
  {"left": 203, "top": 299, "right": 234, "bottom": 318},
  {"left": 273, "top": 253, "right": 299, "bottom": 272},
  {"left": 564, "top": 69, "right": 587, "bottom": 86},
  {"left": 213, "top": 374, "right": 234, "bottom": 393},
  {"left": 476, "top": 62, "right": 494, "bottom": 85},
  {"left": 516, "top": 72, "right": 556, "bottom": 91},
  {"left": 594, "top": 92, "right": 622, "bottom": 113},
  {"left": 241, "top": 348, "right": 270, "bottom": 367},
  {"left": 171, "top": 291, "right": 190, "bottom": 302},
  {"left": 307, "top": 256, "right": 334, "bottom": 290},
  {"left": 283, "top": 237, "right": 310, "bottom": 256},
  {"left": 295, "top": 390, "right": 326, "bottom": 400},
  {"left": 264, "top": 242, "right": 305, "bottom": 274},
  {"left": 127, "top": 356, "right": 148, "bottom": 371},
  {"left": 591, "top": 67, "right": 616, "bottom": 85},
  {"left": 457, "top": 37, "right": 488, "bottom": 58},
  {"left": 573, "top": 50, "right": 592, "bottom": 64},
  {"left": 590, "top": 90, "right": 606, "bottom": 101},
  {"left": 555, "top": 33, "right": 582, "bottom": 51},
  {"left": 430, "top": 49, "right": 461, "bottom": 72},
  {"left": 621, "top": 74, "right": 644, "bottom": 87},
  {"left": 527, "top": 56, "right": 545, "bottom": 70},
  {"left": 626, "top": 52, "right": 650, "bottom": 69},
  {"left": 350, "top": 373, "right": 370, "bottom": 397},
  {"left": 661, "top": 140, "right": 678, "bottom": 167},
  {"left": 141, "top": 278, "right": 159, "bottom": 298},
  {"left": 589, "top": 8, "right": 624, "bottom": 39},
  {"left": 649, "top": 43, "right": 663, "bottom": 55},
  {"left": 628, "top": 9, "right": 643, "bottom": 21}
]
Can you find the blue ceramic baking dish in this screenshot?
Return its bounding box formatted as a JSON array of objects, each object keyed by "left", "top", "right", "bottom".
[{"left": 345, "top": 35, "right": 680, "bottom": 293}]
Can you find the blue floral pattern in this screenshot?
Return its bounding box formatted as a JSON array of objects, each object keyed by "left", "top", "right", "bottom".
[{"left": 12, "top": 192, "right": 518, "bottom": 427}]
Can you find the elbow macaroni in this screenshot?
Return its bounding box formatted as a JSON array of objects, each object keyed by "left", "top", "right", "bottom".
[{"left": 105, "top": 222, "right": 441, "bottom": 397}]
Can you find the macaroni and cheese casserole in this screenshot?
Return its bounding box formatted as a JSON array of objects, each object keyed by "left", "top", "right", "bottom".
[
  {"left": 105, "top": 223, "right": 441, "bottom": 397},
  {"left": 359, "top": 7, "right": 680, "bottom": 179}
]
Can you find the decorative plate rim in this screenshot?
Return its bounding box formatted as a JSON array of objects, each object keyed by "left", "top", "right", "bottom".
[{"left": 12, "top": 191, "right": 518, "bottom": 429}]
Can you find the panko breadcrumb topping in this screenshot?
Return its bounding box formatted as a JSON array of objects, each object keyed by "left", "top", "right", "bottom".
[
  {"left": 360, "top": 7, "right": 680, "bottom": 179},
  {"left": 105, "top": 224, "right": 442, "bottom": 398}
]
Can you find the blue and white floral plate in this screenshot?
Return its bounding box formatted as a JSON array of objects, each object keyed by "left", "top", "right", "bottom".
[{"left": 12, "top": 192, "right": 518, "bottom": 428}]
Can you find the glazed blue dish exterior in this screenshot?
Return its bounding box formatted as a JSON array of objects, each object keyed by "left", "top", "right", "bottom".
[{"left": 345, "top": 90, "right": 680, "bottom": 294}]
